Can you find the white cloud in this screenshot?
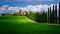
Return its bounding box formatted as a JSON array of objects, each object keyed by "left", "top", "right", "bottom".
[
  {"left": 24, "top": 5, "right": 49, "bottom": 12},
  {"left": 8, "top": 7, "right": 21, "bottom": 14},
  {"left": 8, "top": 7, "right": 20, "bottom": 11},
  {"left": 8, "top": 7, "right": 13, "bottom": 10},
  {"left": 57, "top": 4, "right": 59, "bottom": 17},
  {"left": 0, "top": 7, "right": 8, "bottom": 13},
  {"left": 2, "top": 5, "right": 9, "bottom": 8},
  {"left": 43, "top": 5, "right": 49, "bottom": 12},
  {"left": 0, "top": 5, "right": 9, "bottom": 14},
  {"left": 0, "top": 4, "right": 59, "bottom": 14},
  {"left": 57, "top": 4, "right": 59, "bottom": 9}
]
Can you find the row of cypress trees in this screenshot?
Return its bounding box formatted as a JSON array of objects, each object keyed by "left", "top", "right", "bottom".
[
  {"left": 27, "top": 2, "right": 60, "bottom": 24},
  {"left": 47, "top": 3, "right": 60, "bottom": 24}
]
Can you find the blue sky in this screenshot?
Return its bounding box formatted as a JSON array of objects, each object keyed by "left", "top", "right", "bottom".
[
  {"left": 0, "top": 0, "right": 60, "bottom": 7},
  {"left": 0, "top": 0, "right": 59, "bottom": 15}
]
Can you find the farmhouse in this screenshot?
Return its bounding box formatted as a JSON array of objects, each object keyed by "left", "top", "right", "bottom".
[{"left": 19, "top": 9, "right": 27, "bottom": 16}]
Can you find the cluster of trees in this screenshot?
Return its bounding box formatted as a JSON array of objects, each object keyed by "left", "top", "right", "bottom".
[
  {"left": 27, "top": 12, "right": 36, "bottom": 21},
  {"left": 13, "top": 12, "right": 20, "bottom": 16},
  {"left": 35, "top": 12, "right": 47, "bottom": 23},
  {"left": 2, "top": 14, "right": 13, "bottom": 16},
  {"left": 2, "top": 12, "right": 19, "bottom": 16},
  {"left": 27, "top": 11, "right": 47, "bottom": 23},
  {"left": 27, "top": 3, "right": 60, "bottom": 24}
]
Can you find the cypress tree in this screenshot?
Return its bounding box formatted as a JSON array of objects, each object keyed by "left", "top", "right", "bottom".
[
  {"left": 59, "top": 3, "right": 60, "bottom": 24},
  {"left": 52, "top": 5, "right": 54, "bottom": 24},
  {"left": 50, "top": 7, "right": 51, "bottom": 23},
  {"left": 45, "top": 12, "right": 47, "bottom": 23},
  {"left": 55, "top": 5, "right": 57, "bottom": 24},
  {"left": 48, "top": 8, "right": 50, "bottom": 23}
]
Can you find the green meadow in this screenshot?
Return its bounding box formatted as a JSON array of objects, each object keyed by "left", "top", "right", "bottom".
[{"left": 0, "top": 16, "right": 60, "bottom": 34}]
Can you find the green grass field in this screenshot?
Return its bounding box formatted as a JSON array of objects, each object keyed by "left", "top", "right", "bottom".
[{"left": 0, "top": 16, "right": 60, "bottom": 34}]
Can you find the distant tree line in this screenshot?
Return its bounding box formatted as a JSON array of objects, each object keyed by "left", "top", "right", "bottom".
[
  {"left": 27, "top": 2, "right": 60, "bottom": 24},
  {"left": 1, "top": 9, "right": 28, "bottom": 16}
]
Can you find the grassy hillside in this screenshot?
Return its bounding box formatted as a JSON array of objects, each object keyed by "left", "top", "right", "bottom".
[{"left": 0, "top": 16, "right": 60, "bottom": 34}]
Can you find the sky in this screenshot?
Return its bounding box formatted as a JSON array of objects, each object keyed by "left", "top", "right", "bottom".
[
  {"left": 0, "top": 0, "right": 59, "bottom": 7},
  {"left": 0, "top": 0, "right": 60, "bottom": 15}
]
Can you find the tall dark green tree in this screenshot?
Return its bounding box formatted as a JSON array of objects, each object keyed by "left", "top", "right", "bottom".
[
  {"left": 55, "top": 5, "right": 57, "bottom": 24},
  {"left": 46, "top": 12, "right": 47, "bottom": 23},
  {"left": 35, "top": 12, "right": 40, "bottom": 23},
  {"left": 48, "top": 8, "right": 50, "bottom": 23},
  {"left": 52, "top": 5, "right": 54, "bottom": 24},
  {"left": 42, "top": 11, "right": 47, "bottom": 23},
  {"left": 49, "top": 7, "right": 51, "bottom": 23},
  {"left": 59, "top": 3, "right": 60, "bottom": 24}
]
